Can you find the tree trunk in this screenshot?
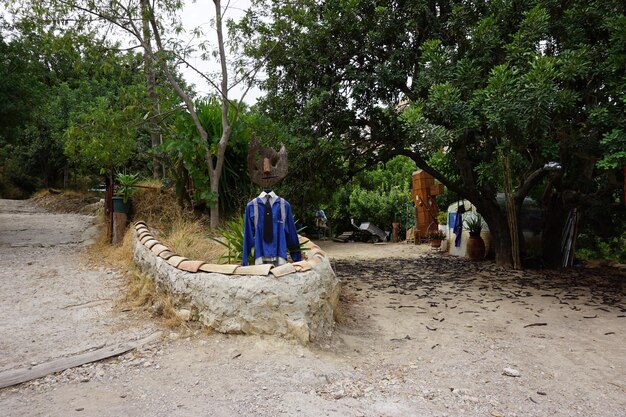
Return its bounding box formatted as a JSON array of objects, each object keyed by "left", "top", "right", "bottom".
[
  {"left": 475, "top": 200, "right": 514, "bottom": 268},
  {"left": 209, "top": 171, "right": 220, "bottom": 229},
  {"left": 487, "top": 215, "right": 514, "bottom": 267},
  {"left": 541, "top": 194, "right": 566, "bottom": 268},
  {"left": 141, "top": 0, "right": 161, "bottom": 178}
]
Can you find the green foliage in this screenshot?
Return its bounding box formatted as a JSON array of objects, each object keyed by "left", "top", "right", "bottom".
[
  {"left": 0, "top": 10, "right": 161, "bottom": 193},
  {"left": 341, "top": 156, "right": 416, "bottom": 231},
  {"left": 576, "top": 233, "right": 626, "bottom": 264},
  {"left": 163, "top": 98, "right": 250, "bottom": 210},
  {"left": 597, "top": 129, "right": 626, "bottom": 170},
  {"left": 437, "top": 211, "right": 448, "bottom": 226},
  {"left": 64, "top": 90, "right": 143, "bottom": 172},
  {"left": 464, "top": 213, "right": 485, "bottom": 235},
  {"left": 210, "top": 216, "right": 251, "bottom": 265},
  {"left": 115, "top": 173, "right": 139, "bottom": 204}
]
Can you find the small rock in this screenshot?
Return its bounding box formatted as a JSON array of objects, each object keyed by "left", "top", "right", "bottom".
[
  {"left": 537, "top": 391, "right": 547, "bottom": 396},
  {"left": 503, "top": 367, "right": 520, "bottom": 377},
  {"left": 75, "top": 408, "right": 84, "bottom": 412},
  {"left": 176, "top": 309, "right": 192, "bottom": 321},
  {"left": 143, "top": 361, "right": 151, "bottom": 368},
  {"left": 332, "top": 390, "right": 345, "bottom": 399}
]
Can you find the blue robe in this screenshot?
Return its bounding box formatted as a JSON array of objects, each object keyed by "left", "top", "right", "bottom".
[
  {"left": 453, "top": 211, "right": 463, "bottom": 247},
  {"left": 242, "top": 197, "right": 302, "bottom": 266}
]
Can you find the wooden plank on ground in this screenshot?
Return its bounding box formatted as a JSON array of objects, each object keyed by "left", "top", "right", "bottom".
[{"left": 0, "top": 331, "right": 162, "bottom": 389}]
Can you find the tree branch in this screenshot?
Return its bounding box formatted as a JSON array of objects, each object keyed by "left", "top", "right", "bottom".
[
  {"left": 142, "top": 1, "right": 213, "bottom": 172},
  {"left": 514, "top": 164, "right": 560, "bottom": 204}
]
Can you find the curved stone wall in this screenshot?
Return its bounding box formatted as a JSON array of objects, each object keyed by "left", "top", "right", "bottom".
[{"left": 132, "top": 221, "right": 341, "bottom": 344}]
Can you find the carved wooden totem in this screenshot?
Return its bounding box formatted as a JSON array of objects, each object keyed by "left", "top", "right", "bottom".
[{"left": 247, "top": 136, "right": 288, "bottom": 188}]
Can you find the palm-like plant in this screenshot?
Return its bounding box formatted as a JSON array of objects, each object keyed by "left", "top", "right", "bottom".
[
  {"left": 116, "top": 172, "right": 139, "bottom": 204},
  {"left": 464, "top": 213, "right": 485, "bottom": 237},
  {"left": 210, "top": 216, "right": 252, "bottom": 265},
  {"left": 210, "top": 216, "right": 309, "bottom": 265}
]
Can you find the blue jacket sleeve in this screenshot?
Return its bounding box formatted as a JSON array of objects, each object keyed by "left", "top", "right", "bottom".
[
  {"left": 284, "top": 201, "right": 302, "bottom": 262},
  {"left": 242, "top": 202, "right": 255, "bottom": 266}
]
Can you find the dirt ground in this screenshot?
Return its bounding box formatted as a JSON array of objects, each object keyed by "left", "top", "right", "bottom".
[{"left": 0, "top": 199, "right": 624, "bottom": 417}]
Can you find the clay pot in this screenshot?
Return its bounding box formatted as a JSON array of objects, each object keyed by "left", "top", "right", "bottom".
[
  {"left": 467, "top": 234, "right": 485, "bottom": 260},
  {"left": 430, "top": 239, "right": 442, "bottom": 248}
]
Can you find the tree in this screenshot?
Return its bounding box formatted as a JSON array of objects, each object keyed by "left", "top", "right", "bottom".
[
  {"left": 236, "top": 0, "right": 626, "bottom": 267},
  {"left": 5, "top": 0, "right": 264, "bottom": 228},
  {"left": 78, "top": 0, "right": 260, "bottom": 228},
  {"left": 346, "top": 156, "right": 416, "bottom": 232},
  {"left": 162, "top": 97, "right": 252, "bottom": 214}
]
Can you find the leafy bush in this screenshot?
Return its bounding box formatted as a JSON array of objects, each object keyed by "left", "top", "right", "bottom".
[
  {"left": 576, "top": 233, "right": 626, "bottom": 264},
  {"left": 339, "top": 156, "right": 416, "bottom": 232},
  {"left": 210, "top": 216, "right": 252, "bottom": 265}
]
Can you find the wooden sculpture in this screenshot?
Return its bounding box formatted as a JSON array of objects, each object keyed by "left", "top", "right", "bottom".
[{"left": 247, "top": 136, "right": 288, "bottom": 188}]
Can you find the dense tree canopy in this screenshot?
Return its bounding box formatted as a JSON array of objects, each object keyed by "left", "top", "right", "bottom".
[
  {"left": 1, "top": 0, "right": 624, "bottom": 265},
  {"left": 236, "top": 0, "right": 626, "bottom": 266}
]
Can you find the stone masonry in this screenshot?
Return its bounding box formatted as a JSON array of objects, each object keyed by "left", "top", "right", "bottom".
[{"left": 132, "top": 222, "right": 341, "bottom": 344}]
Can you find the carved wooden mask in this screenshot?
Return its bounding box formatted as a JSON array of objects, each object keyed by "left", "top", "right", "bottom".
[{"left": 247, "top": 136, "right": 288, "bottom": 188}]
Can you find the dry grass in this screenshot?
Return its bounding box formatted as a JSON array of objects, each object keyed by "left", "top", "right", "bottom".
[
  {"left": 123, "top": 270, "right": 156, "bottom": 307},
  {"left": 160, "top": 219, "right": 226, "bottom": 263},
  {"left": 63, "top": 180, "right": 226, "bottom": 330},
  {"left": 131, "top": 181, "right": 226, "bottom": 263},
  {"left": 32, "top": 189, "right": 101, "bottom": 214},
  {"left": 121, "top": 269, "right": 192, "bottom": 330},
  {"left": 86, "top": 225, "right": 136, "bottom": 270},
  {"left": 132, "top": 182, "right": 196, "bottom": 232}
]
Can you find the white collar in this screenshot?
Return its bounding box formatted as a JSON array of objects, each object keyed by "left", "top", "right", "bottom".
[{"left": 258, "top": 191, "right": 278, "bottom": 206}]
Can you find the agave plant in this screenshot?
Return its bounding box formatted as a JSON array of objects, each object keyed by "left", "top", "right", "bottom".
[
  {"left": 210, "top": 216, "right": 309, "bottom": 265},
  {"left": 115, "top": 172, "right": 139, "bottom": 204},
  {"left": 464, "top": 213, "right": 485, "bottom": 236},
  {"left": 210, "top": 216, "right": 252, "bottom": 265}
]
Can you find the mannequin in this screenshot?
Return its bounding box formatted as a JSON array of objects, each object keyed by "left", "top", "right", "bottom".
[
  {"left": 242, "top": 189, "right": 301, "bottom": 266},
  {"left": 242, "top": 138, "right": 302, "bottom": 266}
]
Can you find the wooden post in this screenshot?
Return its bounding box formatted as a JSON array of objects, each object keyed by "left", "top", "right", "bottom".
[
  {"left": 112, "top": 212, "right": 128, "bottom": 245},
  {"left": 105, "top": 173, "right": 114, "bottom": 244},
  {"left": 392, "top": 222, "right": 400, "bottom": 243},
  {"left": 413, "top": 206, "right": 419, "bottom": 245}
]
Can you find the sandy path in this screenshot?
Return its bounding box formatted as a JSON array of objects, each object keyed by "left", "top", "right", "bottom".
[
  {"left": 0, "top": 202, "right": 624, "bottom": 417},
  {"left": 0, "top": 199, "right": 155, "bottom": 371}
]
